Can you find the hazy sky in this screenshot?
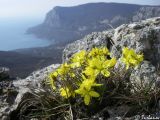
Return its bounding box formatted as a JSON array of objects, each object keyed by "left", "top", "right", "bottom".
[{"left": 0, "top": 0, "right": 160, "bottom": 19}]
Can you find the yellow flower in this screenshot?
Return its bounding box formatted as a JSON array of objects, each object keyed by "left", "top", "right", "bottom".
[
  {"left": 81, "top": 76, "right": 102, "bottom": 88},
  {"left": 75, "top": 76, "right": 102, "bottom": 105},
  {"left": 56, "top": 63, "right": 75, "bottom": 78},
  {"left": 83, "top": 67, "right": 99, "bottom": 77},
  {"left": 87, "top": 56, "right": 105, "bottom": 69},
  {"left": 101, "top": 47, "right": 110, "bottom": 55},
  {"left": 57, "top": 63, "right": 70, "bottom": 76},
  {"left": 121, "top": 47, "right": 143, "bottom": 69},
  {"left": 70, "top": 62, "right": 81, "bottom": 68},
  {"left": 103, "top": 58, "right": 117, "bottom": 68},
  {"left": 88, "top": 47, "right": 110, "bottom": 57},
  {"left": 84, "top": 56, "right": 116, "bottom": 77},
  {"left": 49, "top": 71, "right": 58, "bottom": 90},
  {"left": 71, "top": 50, "right": 86, "bottom": 68},
  {"left": 49, "top": 79, "right": 56, "bottom": 90},
  {"left": 60, "top": 87, "right": 72, "bottom": 99}
]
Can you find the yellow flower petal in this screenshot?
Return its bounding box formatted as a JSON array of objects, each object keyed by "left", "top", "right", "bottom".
[
  {"left": 84, "top": 95, "right": 90, "bottom": 105},
  {"left": 89, "top": 91, "right": 100, "bottom": 97},
  {"left": 71, "top": 50, "right": 86, "bottom": 63},
  {"left": 70, "top": 62, "right": 81, "bottom": 68},
  {"left": 49, "top": 79, "right": 56, "bottom": 90},
  {"left": 75, "top": 89, "right": 81, "bottom": 94},
  {"left": 126, "top": 63, "right": 130, "bottom": 70},
  {"left": 103, "top": 58, "right": 116, "bottom": 68},
  {"left": 122, "top": 47, "right": 129, "bottom": 55},
  {"left": 137, "top": 54, "right": 143, "bottom": 61},
  {"left": 83, "top": 67, "right": 100, "bottom": 76},
  {"left": 93, "top": 83, "right": 103, "bottom": 87},
  {"left": 60, "top": 87, "right": 71, "bottom": 99},
  {"left": 101, "top": 69, "right": 110, "bottom": 77},
  {"left": 129, "top": 59, "right": 138, "bottom": 65}
]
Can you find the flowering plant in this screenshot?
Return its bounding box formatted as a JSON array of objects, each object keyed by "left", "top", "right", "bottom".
[{"left": 49, "top": 47, "right": 143, "bottom": 105}]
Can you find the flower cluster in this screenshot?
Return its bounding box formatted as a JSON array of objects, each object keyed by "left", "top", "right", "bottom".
[
  {"left": 121, "top": 47, "right": 143, "bottom": 69},
  {"left": 49, "top": 47, "right": 143, "bottom": 105}
]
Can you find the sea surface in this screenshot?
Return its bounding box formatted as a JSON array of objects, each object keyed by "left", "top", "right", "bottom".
[{"left": 0, "top": 18, "right": 51, "bottom": 51}]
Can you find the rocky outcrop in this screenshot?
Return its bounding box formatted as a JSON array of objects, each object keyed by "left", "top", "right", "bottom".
[
  {"left": 1, "top": 17, "right": 160, "bottom": 119},
  {"left": 28, "top": 3, "right": 160, "bottom": 44},
  {"left": 0, "top": 67, "right": 10, "bottom": 81},
  {"left": 130, "top": 61, "right": 158, "bottom": 92},
  {"left": 63, "top": 17, "right": 160, "bottom": 65},
  {"left": 63, "top": 17, "right": 160, "bottom": 97},
  {"left": 0, "top": 64, "right": 59, "bottom": 120},
  {"left": 0, "top": 67, "right": 12, "bottom": 93}
]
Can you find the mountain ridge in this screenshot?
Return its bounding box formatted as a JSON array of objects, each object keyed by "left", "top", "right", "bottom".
[{"left": 27, "top": 2, "right": 160, "bottom": 44}]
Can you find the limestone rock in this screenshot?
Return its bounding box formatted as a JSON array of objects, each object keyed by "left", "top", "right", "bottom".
[
  {"left": 0, "top": 64, "right": 60, "bottom": 119},
  {"left": 63, "top": 17, "right": 160, "bottom": 66},
  {"left": 63, "top": 18, "right": 160, "bottom": 91},
  {"left": 130, "top": 61, "right": 158, "bottom": 93},
  {"left": 63, "top": 17, "right": 160, "bottom": 105},
  {"left": 63, "top": 31, "right": 113, "bottom": 62}
]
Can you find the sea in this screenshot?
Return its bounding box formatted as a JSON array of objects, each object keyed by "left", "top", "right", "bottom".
[{"left": 0, "top": 18, "right": 51, "bottom": 51}]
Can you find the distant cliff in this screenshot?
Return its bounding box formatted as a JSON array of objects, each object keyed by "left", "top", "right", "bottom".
[{"left": 27, "top": 2, "right": 160, "bottom": 44}]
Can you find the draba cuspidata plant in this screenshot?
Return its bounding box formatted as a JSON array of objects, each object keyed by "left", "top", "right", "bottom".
[{"left": 49, "top": 47, "right": 144, "bottom": 105}]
